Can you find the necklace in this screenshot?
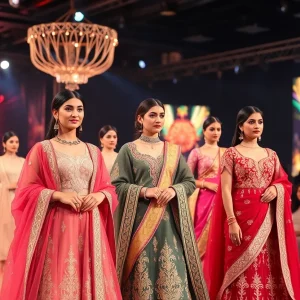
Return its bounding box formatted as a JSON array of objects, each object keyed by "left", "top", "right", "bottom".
[
  {"left": 55, "top": 136, "right": 81, "bottom": 146},
  {"left": 139, "top": 135, "right": 161, "bottom": 149},
  {"left": 139, "top": 135, "right": 161, "bottom": 143},
  {"left": 240, "top": 143, "right": 259, "bottom": 149}
]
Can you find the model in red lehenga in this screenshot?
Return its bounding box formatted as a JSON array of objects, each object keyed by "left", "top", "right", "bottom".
[
  {"left": 204, "top": 106, "right": 300, "bottom": 300},
  {"left": 0, "top": 90, "right": 122, "bottom": 300}
]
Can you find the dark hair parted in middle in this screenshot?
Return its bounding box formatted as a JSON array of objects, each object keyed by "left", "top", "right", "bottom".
[
  {"left": 134, "top": 98, "right": 164, "bottom": 137},
  {"left": 231, "top": 106, "right": 263, "bottom": 147},
  {"left": 203, "top": 116, "right": 222, "bottom": 131},
  {"left": 45, "top": 90, "right": 84, "bottom": 140}
]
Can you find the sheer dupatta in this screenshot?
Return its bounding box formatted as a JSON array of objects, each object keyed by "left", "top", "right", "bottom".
[
  {"left": 204, "top": 162, "right": 300, "bottom": 300},
  {"left": 0, "top": 141, "right": 118, "bottom": 300}
]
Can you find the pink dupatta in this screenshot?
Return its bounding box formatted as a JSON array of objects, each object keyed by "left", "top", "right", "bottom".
[{"left": 0, "top": 141, "right": 119, "bottom": 300}]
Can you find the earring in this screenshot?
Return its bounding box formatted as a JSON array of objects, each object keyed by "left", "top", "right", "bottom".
[
  {"left": 3, "top": 147, "right": 6, "bottom": 153},
  {"left": 79, "top": 125, "right": 83, "bottom": 132},
  {"left": 54, "top": 119, "right": 59, "bottom": 130},
  {"left": 239, "top": 131, "right": 244, "bottom": 141},
  {"left": 258, "top": 136, "right": 261, "bottom": 142},
  {"left": 139, "top": 123, "right": 143, "bottom": 132}
]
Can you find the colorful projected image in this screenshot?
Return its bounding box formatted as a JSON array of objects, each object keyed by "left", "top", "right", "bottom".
[
  {"left": 292, "top": 77, "right": 300, "bottom": 176},
  {"left": 161, "top": 105, "right": 210, "bottom": 157}
]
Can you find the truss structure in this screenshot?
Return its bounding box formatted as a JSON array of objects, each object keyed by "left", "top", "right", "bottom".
[{"left": 135, "top": 37, "right": 300, "bottom": 82}]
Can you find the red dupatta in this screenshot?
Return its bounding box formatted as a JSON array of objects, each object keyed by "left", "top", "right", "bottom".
[
  {"left": 204, "top": 160, "right": 300, "bottom": 300},
  {"left": 0, "top": 141, "right": 118, "bottom": 300}
]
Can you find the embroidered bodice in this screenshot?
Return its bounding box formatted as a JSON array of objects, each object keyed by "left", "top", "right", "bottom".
[
  {"left": 222, "top": 147, "right": 280, "bottom": 189},
  {"left": 187, "top": 148, "right": 219, "bottom": 179},
  {"left": 127, "top": 142, "right": 164, "bottom": 186},
  {"left": 55, "top": 148, "right": 93, "bottom": 196}
]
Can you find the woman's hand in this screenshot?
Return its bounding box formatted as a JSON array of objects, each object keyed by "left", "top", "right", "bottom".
[
  {"left": 81, "top": 192, "right": 106, "bottom": 212},
  {"left": 204, "top": 182, "right": 218, "bottom": 192},
  {"left": 261, "top": 186, "right": 277, "bottom": 203},
  {"left": 56, "top": 192, "right": 84, "bottom": 212},
  {"left": 145, "top": 187, "right": 163, "bottom": 200},
  {"left": 157, "top": 188, "right": 176, "bottom": 206},
  {"left": 229, "top": 222, "right": 243, "bottom": 246}
]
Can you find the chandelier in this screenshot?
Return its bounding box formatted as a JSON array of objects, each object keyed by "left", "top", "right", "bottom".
[{"left": 27, "top": 1, "right": 118, "bottom": 90}]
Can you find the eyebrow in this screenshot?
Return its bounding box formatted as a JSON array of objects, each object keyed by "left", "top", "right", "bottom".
[
  {"left": 64, "top": 105, "right": 83, "bottom": 108},
  {"left": 248, "top": 118, "right": 263, "bottom": 121}
]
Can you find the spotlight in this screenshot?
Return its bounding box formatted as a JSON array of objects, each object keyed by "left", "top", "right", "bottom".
[
  {"left": 9, "top": 0, "right": 20, "bottom": 8},
  {"left": 0, "top": 95, "right": 4, "bottom": 104},
  {"left": 74, "top": 11, "right": 84, "bottom": 22},
  {"left": 172, "top": 77, "right": 178, "bottom": 84},
  {"left": 0, "top": 60, "right": 9, "bottom": 70},
  {"left": 139, "top": 60, "right": 146, "bottom": 69},
  {"left": 234, "top": 65, "right": 240, "bottom": 74}
]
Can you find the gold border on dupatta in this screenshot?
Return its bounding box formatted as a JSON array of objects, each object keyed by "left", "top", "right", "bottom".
[
  {"left": 172, "top": 184, "right": 209, "bottom": 300},
  {"left": 43, "top": 140, "right": 61, "bottom": 190},
  {"left": 23, "top": 188, "right": 53, "bottom": 300},
  {"left": 88, "top": 143, "right": 106, "bottom": 300},
  {"left": 217, "top": 204, "right": 274, "bottom": 300},
  {"left": 23, "top": 141, "right": 59, "bottom": 299},
  {"left": 274, "top": 183, "right": 295, "bottom": 300},
  {"left": 116, "top": 184, "right": 142, "bottom": 282},
  {"left": 121, "top": 142, "right": 181, "bottom": 283}
]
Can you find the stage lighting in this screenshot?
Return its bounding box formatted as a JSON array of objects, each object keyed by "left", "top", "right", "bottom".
[
  {"left": 74, "top": 11, "right": 84, "bottom": 22},
  {"left": 139, "top": 60, "right": 146, "bottom": 69},
  {"left": 234, "top": 65, "right": 240, "bottom": 74},
  {"left": 0, "top": 95, "right": 4, "bottom": 104},
  {"left": 0, "top": 60, "right": 9, "bottom": 70},
  {"left": 172, "top": 77, "right": 178, "bottom": 84},
  {"left": 9, "top": 0, "right": 20, "bottom": 8}
]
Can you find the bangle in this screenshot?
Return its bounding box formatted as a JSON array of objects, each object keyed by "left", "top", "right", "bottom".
[
  {"left": 143, "top": 188, "right": 149, "bottom": 200},
  {"left": 227, "top": 216, "right": 237, "bottom": 225}
]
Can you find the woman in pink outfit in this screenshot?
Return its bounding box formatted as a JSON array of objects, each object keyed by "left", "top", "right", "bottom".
[
  {"left": 0, "top": 90, "right": 122, "bottom": 300},
  {"left": 187, "top": 116, "right": 225, "bottom": 259}
]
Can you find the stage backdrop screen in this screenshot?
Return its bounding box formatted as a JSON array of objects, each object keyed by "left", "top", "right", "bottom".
[
  {"left": 292, "top": 78, "right": 300, "bottom": 177},
  {"left": 161, "top": 105, "right": 210, "bottom": 158}
]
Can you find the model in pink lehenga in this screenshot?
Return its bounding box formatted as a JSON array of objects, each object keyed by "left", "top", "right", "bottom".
[
  {"left": 0, "top": 132, "right": 24, "bottom": 289},
  {"left": 204, "top": 106, "right": 300, "bottom": 300},
  {"left": 0, "top": 90, "right": 122, "bottom": 300},
  {"left": 187, "top": 116, "right": 225, "bottom": 259}
]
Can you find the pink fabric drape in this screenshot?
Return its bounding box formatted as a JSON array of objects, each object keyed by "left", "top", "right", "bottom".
[{"left": 0, "top": 142, "right": 121, "bottom": 300}]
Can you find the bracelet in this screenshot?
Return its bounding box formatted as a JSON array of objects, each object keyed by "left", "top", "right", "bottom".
[
  {"left": 143, "top": 188, "right": 149, "bottom": 200},
  {"left": 227, "top": 216, "right": 237, "bottom": 226}
]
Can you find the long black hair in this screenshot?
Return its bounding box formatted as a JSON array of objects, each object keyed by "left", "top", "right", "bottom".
[
  {"left": 45, "top": 90, "right": 84, "bottom": 139},
  {"left": 134, "top": 98, "right": 164, "bottom": 138},
  {"left": 203, "top": 116, "right": 222, "bottom": 131},
  {"left": 231, "top": 106, "right": 263, "bottom": 146}
]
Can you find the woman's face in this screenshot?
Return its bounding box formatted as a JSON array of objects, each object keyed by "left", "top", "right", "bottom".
[
  {"left": 138, "top": 105, "right": 165, "bottom": 136},
  {"left": 100, "top": 130, "right": 117, "bottom": 150},
  {"left": 53, "top": 98, "right": 84, "bottom": 133},
  {"left": 239, "top": 112, "right": 263, "bottom": 141},
  {"left": 203, "top": 122, "right": 222, "bottom": 143},
  {"left": 297, "top": 186, "right": 300, "bottom": 201},
  {"left": 3, "top": 136, "right": 19, "bottom": 154}
]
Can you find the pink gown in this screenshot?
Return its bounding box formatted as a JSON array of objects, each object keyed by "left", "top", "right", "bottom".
[{"left": 33, "top": 148, "right": 120, "bottom": 299}]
